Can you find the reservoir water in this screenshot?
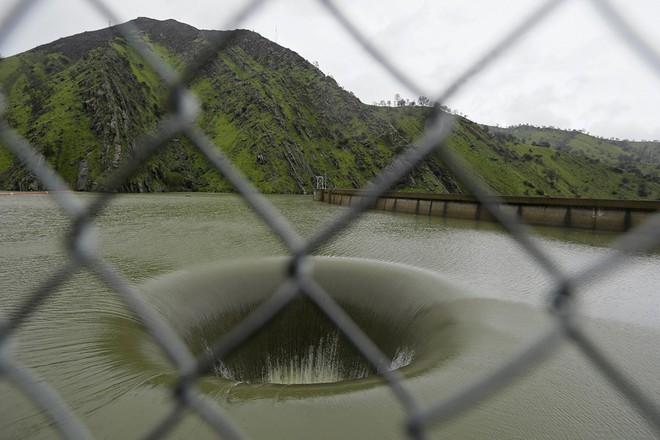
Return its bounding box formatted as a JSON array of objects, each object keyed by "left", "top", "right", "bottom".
[{"left": 1, "top": 193, "right": 658, "bottom": 439}]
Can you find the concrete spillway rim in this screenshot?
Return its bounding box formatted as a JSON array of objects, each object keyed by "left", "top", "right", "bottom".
[{"left": 127, "top": 256, "right": 473, "bottom": 398}]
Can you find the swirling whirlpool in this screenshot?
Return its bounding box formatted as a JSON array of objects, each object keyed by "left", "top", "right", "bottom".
[{"left": 110, "top": 257, "right": 469, "bottom": 397}]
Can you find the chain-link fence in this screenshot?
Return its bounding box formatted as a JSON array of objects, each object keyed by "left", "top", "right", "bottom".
[{"left": 1, "top": 0, "right": 659, "bottom": 438}]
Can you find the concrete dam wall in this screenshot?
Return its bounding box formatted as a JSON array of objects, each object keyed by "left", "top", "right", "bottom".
[{"left": 313, "top": 189, "right": 659, "bottom": 232}]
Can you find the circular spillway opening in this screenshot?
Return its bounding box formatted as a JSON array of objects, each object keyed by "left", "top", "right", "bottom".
[{"left": 138, "top": 257, "right": 462, "bottom": 392}]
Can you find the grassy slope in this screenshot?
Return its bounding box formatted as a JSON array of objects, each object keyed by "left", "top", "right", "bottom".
[
  {"left": 0, "top": 51, "right": 99, "bottom": 183},
  {"left": 491, "top": 124, "right": 660, "bottom": 177}
]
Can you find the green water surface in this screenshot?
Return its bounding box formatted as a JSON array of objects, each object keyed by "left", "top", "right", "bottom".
[{"left": 1, "top": 193, "right": 658, "bottom": 439}]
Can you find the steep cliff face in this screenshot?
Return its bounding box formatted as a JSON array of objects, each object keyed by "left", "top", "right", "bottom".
[{"left": 0, "top": 18, "right": 656, "bottom": 199}]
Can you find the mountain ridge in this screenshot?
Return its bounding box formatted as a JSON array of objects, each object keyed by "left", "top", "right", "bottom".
[{"left": 0, "top": 17, "right": 657, "bottom": 199}]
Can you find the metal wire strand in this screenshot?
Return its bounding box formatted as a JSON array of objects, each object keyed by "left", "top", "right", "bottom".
[
  {"left": 181, "top": 387, "right": 247, "bottom": 440},
  {"left": 303, "top": 108, "right": 455, "bottom": 254},
  {"left": 82, "top": 255, "right": 197, "bottom": 375},
  {"left": 408, "top": 322, "right": 564, "bottom": 435},
  {"left": 316, "top": 0, "right": 427, "bottom": 99},
  {"left": 192, "top": 277, "right": 300, "bottom": 378},
  {"left": 305, "top": 0, "right": 571, "bottom": 280},
  {"left": 0, "top": 123, "right": 84, "bottom": 217},
  {"left": 0, "top": 0, "right": 43, "bottom": 52},
  {"left": 563, "top": 318, "right": 660, "bottom": 435},
  {"left": 300, "top": 275, "right": 421, "bottom": 415},
  {"left": 141, "top": 403, "right": 187, "bottom": 440},
  {"left": 185, "top": 126, "right": 304, "bottom": 253},
  {"left": 589, "top": 0, "right": 660, "bottom": 75},
  {"left": 0, "top": 359, "right": 93, "bottom": 440},
  {"left": 570, "top": 211, "right": 660, "bottom": 287}
]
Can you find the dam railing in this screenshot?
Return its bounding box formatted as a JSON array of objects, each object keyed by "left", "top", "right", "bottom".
[
  {"left": 314, "top": 188, "right": 660, "bottom": 232},
  {"left": 1, "top": 1, "right": 660, "bottom": 439}
]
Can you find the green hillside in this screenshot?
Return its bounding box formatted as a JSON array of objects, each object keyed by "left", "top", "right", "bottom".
[
  {"left": 489, "top": 124, "right": 659, "bottom": 180},
  {"left": 0, "top": 18, "right": 657, "bottom": 200}
]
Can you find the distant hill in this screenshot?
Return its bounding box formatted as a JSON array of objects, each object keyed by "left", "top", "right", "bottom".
[
  {"left": 487, "top": 124, "right": 659, "bottom": 198},
  {"left": 489, "top": 124, "right": 659, "bottom": 175},
  {"left": 0, "top": 17, "right": 657, "bottom": 200}
]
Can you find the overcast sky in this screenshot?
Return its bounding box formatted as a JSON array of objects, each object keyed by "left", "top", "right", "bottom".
[{"left": 1, "top": 0, "right": 659, "bottom": 140}]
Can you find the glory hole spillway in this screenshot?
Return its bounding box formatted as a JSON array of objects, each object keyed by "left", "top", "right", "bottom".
[{"left": 110, "top": 257, "right": 464, "bottom": 397}]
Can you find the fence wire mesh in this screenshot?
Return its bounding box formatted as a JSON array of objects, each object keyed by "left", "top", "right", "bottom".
[{"left": 0, "top": 0, "right": 659, "bottom": 439}]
